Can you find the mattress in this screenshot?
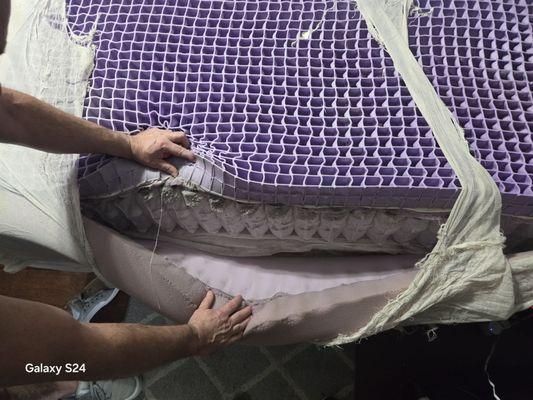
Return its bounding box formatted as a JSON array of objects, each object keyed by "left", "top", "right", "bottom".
[
  {"left": 53, "top": 0, "right": 533, "bottom": 344},
  {"left": 72, "top": 0, "right": 533, "bottom": 215},
  {"left": 79, "top": 160, "right": 533, "bottom": 256},
  {"left": 73, "top": 0, "right": 533, "bottom": 257}
]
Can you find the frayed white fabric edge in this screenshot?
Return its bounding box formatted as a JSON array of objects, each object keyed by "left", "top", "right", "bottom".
[
  {"left": 0, "top": 0, "right": 96, "bottom": 272},
  {"left": 328, "top": 0, "right": 533, "bottom": 345}
]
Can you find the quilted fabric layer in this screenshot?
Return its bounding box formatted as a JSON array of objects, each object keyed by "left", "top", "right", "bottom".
[{"left": 80, "top": 159, "right": 533, "bottom": 257}]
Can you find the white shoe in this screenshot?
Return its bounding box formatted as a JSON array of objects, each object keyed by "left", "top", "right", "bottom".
[
  {"left": 72, "top": 376, "right": 143, "bottom": 400},
  {"left": 64, "top": 283, "right": 140, "bottom": 400},
  {"left": 68, "top": 285, "right": 119, "bottom": 323}
]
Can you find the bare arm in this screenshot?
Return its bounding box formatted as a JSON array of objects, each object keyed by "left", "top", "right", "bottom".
[
  {"left": 0, "top": 86, "right": 196, "bottom": 176},
  {"left": 0, "top": 292, "right": 251, "bottom": 386}
]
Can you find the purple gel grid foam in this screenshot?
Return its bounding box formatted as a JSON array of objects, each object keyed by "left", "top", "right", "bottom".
[{"left": 70, "top": 0, "right": 533, "bottom": 215}]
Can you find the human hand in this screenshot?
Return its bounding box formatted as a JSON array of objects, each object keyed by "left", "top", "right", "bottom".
[
  {"left": 187, "top": 291, "right": 253, "bottom": 356},
  {"left": 128, "top": 128, "right": 196, "bottom": 176}
]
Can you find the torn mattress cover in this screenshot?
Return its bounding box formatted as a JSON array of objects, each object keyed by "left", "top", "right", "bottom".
[
  {"left": 0, "top": 0, "right": 94, "bottom": 273},
  {"left": 0, "top": 0, "right": 532, "bottom": 345}
]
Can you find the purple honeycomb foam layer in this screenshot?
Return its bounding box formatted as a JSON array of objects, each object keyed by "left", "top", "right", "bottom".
[{"left": 70, "top": 0, "right": 533, "bottom": 215}]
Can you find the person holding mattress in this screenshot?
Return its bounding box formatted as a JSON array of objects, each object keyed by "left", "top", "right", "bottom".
[{"left": 0, "top": 2, "right": 252, "bottom": 398}]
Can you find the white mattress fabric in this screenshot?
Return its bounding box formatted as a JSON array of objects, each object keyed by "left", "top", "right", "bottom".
[
  {"left": 1, "top": 0, "right": 533, "bottom": 346},
  {"left": 335, "top": 0, "right": 533, "bottom": 343},
  {"left": 0, "top": 0, "right": 95, "bottom": 272}
]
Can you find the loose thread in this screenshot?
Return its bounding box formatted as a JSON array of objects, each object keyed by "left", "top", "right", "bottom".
[
  {"left": 291, "top": 2, "right": 337, "bottom": 46},
  {"left": 149, "top": 187, "right": 165, "bottom": 312},
  {"left": 484, "top": 337, "right": 502, "bottom": 400}
]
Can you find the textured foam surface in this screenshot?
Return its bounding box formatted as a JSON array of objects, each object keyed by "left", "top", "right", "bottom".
[
  {"left": 80, "top": 160, "right": 533, "bottom": 256},
  {"left": 82, "top": 180, "right": 444, "bottom": 255},
  {"left": 69, "top": 0, "right": 533, "bottom": 215}
]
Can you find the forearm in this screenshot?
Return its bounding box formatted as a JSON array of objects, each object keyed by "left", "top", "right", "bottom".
[
  {"left": 79, "top": 322, "right": 197, "bottom": 381},
  {"left": 0, "top": 86, "right": 132, "bottom": 157},
  {"left": 0, "top": 295, "right": 197, "bottom": 387}
]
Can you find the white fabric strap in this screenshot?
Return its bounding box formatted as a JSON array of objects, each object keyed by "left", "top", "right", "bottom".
[{"left": 328, "top": 0, "right": 525, "bottom": 344}]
